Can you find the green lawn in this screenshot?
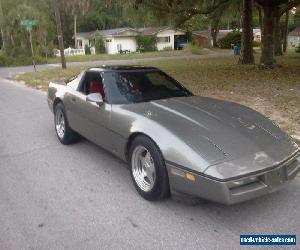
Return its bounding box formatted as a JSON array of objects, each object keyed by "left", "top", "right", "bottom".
[
  {"left": 47, "top": 48, "right": 207, "bottom": 64},
  {"left": 12, "top": 53, "right": 300, "bottom": 143}
]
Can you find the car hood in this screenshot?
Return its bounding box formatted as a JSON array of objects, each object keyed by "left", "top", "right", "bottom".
[{"left": 146, "top": 96, "right": 298, "bottom": 174}]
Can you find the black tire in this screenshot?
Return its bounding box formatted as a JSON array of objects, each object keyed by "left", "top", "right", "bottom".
[
  {"left": 129, "top": 135, "right": 170, "bottom": 201},
  {"left": 54, "top": 103, "right": 79, "bottom": 145}
]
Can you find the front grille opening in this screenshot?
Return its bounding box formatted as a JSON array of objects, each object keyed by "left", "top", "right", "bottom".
[{"left": 230, "top": 180, "right": 264, "bottom": 195}]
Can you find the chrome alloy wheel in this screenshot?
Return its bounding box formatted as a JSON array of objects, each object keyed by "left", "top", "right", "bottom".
[
  {"left": 131, "top": 146, "right": 156, "bottom": 192},
  {"left": 55, "top": 109, "right": 65, "bottom": 139}
]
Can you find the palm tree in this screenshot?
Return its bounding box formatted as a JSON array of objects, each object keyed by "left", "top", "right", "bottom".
[
  {"left": 53, "top": 0, "right": 66, "bottom": 69},
  {"left": 64, "top": 0, "right": 90, "bottom": 48}
]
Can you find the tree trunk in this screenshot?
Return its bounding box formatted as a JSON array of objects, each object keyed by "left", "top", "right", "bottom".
[
  {"left": 260, "top": 4, "right": 276, "bottom": 68},
  {"left": 1, "top": 28, "right": 5, "bottom": 50},
  {"left": 257, "top": 6, "right": 263, "bottom": 34},
  {"left": 0, "top": 0, "right": 5, "bottom": 50},
  {"left": 207, "top": 23, "right": 213, "bottom": 48},
  {"left": 74, "top": 14, "right": 77, "bottom": 48},
  {"left": 257, "top": 5, "right": 263, "bottom": 47},
  {"left": 274, "top": 6, "right": 283, "bottom": 56},
  {"left": 53, "top": 0, "right": 66, "bottom": 69},
  {"left": 283, "top": 11, "right": 289, "bottom": 52},
  {"left": 10, "top": 34, "right": 14, "bottom": 46},
  {"left": 239, "top": 0, "right": 254, "bottom": 64},
  {"left": 211, "top": 26, "right": 219, "bottom": 47}
]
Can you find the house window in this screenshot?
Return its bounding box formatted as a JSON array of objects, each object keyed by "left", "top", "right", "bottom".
[
  {"left": 157, "top": 36, "right": 170, "bottom": 43},
  {"left": 106, "top": 39, "right": 112, "bottom": 43}
]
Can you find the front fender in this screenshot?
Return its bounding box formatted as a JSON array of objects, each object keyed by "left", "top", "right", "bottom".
[{"left": 111, "top": 104, "right": 226, "bottom": 174}]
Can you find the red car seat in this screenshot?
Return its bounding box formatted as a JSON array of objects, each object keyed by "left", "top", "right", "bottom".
[{"left": 88, "top": 80, "right": 105, "bottom": 100}]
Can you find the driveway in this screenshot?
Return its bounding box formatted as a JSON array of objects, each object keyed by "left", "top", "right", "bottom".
[{"left": 0, "top": 63, "right": 299, "bottom": 249}]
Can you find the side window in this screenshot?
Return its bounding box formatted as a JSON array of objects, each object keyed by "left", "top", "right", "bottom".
[
  {"left": 78, "top": 71, "right": 106, "bottom": 101},
  {"left": 78, "top": 72, "right": 88, "bottom": 94},
  {"left": 67, "top": 71, "right": 84, "bottom": 90}
]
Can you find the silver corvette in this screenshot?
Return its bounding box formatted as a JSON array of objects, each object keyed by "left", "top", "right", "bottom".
[{"left": 47, "top": 66, "right": 300, "bottom": 204}]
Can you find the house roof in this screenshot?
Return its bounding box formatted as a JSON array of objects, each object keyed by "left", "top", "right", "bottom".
[
  {"left": 77, "top": 31, "right": 98, "bottom": 39},
  {"left": 77, "top": 26, "right": 186, "bottom": 39},
  {"left": 192, "top": 31, "right": 208, "bottom": 39},
  {"left": 192, "top": 30, "right": 230, "bottom": 40},
  {"left": 138, "top": 26, "right": 170, "bottom": 35},
  {"left": 289, "top": 27, "right": 300, "bottom": 37},
  {"left": 99, "top": 27, "right": 137, "bottom": 36},
  {"left": 77, "top": 27, "right": 137, "bottom": 39},
  {"left": 138, "top": 26, "right": 185, "bottom": 35}
]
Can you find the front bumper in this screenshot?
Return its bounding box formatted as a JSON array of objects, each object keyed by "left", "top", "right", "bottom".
[{"left": 166, "top": 155, "right": 300, "bottom": 205}]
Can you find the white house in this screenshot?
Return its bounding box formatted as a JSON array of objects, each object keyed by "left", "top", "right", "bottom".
[
  {"left": 253, "top": 29, "right": 261, "bottom": 42},
  {"left": 75, "top": 26, "right": 186, "bottom": 54},
  {"left": 288, "top": 27, "right": 300, "bottom": 47},
  {"left": 138, "top": 27, "right": 186, "bottom": 50},
  {"left": 76, "top": 28, "right": 139, "bottom": 54}
]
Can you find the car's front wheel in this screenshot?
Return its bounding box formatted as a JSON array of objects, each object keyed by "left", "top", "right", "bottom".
[
  {"left": 129, "top": 135, "right": 170, "bottom": 201},
  {"left": 54, "top": 103, "right": 79, "bottom": 145}
]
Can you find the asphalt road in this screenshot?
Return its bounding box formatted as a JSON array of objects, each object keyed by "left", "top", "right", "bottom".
[{"left": 0, "top": 67, "right": 300, "bottom": 250}]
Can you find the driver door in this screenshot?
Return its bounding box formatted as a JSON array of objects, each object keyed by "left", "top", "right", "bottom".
[{"left": 65, "top": 71, "right": 112, "bottom": 150}]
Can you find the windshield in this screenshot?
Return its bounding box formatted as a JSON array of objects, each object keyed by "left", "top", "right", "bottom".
[{"left": 103, "top": 70, "right": 193, "bottom": 104}]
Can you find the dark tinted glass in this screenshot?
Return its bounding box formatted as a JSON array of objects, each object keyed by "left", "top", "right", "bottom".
[{"left": 103, "top": 70, "right": 192, "bottom": 104}]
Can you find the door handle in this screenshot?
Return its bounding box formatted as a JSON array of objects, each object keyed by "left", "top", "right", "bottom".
[{"left": 71, "top": 97, "right": 76, "bottom": 102}]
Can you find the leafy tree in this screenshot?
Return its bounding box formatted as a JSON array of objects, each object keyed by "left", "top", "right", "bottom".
[
  {"left": 282, "top": 10, "right": 289, "bottom": 52},
  {"left": 209, "top": 7, "right": 226, "bottom": 47},
  {"left": 254, "top": 0, "right": 300, "bottom": 68},
  {"left": 294, "top": 6, "right": 300, "bottom": 26},
  {"left": 85, "top": 44, "right": 91, "bottom": 54},
  {"left": 136, "top": 35, "right": 157, "bottom": 51},
  {"left": 64, "top": 0, "right": 90, "bottom": 48},
  {"left": 53, "top": 0, "right": 66, "bottom": 68},
  {"left": 4, "top": 3, "right": 49, "bottom": 56},
  {"left": 218, "top": 31, "right": 241, "bottom": 48},
  {"left": 209, "top": 0, "right": 241, "bottom": 47},
  {"left": 94, "top": 35, "right": 106, "bottom": 54}
]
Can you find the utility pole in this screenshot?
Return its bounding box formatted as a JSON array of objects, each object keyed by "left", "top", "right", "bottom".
[
  {"left": 74, "top": 15, "right": 77, "bottom": 48},
  {"left": 207, "top": 0, "right": 215, "bottom": 48},
  {"left": 53, "top": 0, "right": 66, "bottom": 69}
]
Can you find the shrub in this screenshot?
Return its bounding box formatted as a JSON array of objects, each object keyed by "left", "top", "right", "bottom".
[
  {"left": 136, "top": 35, "right": 157, "bottom": 52},
  {"left": 252, "top": 41, "right": 261, "bottom": 47},
  {"left": 0, "top": 53, "right": 47, "bottom": 66},
  {"left": 94, "top": 35, "right": 106, "bottom": 54},
  {"left": 162, "top": 46, "right": 173, "bottom": 51},
  {"left": 218, "top": 32, "right": 241, "bottom": 49},
  {"left": 183, "top": 44, "right": 203, "bottom": 55},
  {"left": 85, "top": 45, "right": 91, "bottom": 55},
  {"left": 0, "top": 54, "right": 14, "bottom": 66},
  {"left": 296, "top": 44, "right": 300, "bottom": 53}
]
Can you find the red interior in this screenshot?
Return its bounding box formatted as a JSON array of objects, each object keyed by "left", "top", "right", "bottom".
[{"left": 88, "top": 81, "right": 105, "bottom": 99}]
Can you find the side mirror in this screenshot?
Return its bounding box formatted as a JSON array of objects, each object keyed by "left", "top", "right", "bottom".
[{"left": 86, "top": 93, "right": 103, "bottom": 106}]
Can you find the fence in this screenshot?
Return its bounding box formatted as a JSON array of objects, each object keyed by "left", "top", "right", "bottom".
[{"left": 54, "top": 47, "right": 86, "bottom": 57}]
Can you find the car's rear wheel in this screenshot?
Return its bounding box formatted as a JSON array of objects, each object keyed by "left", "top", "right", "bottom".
[
  {"left": 54, "top": 103, "right": 79, "bottom": 145},
  {"left": 129, "top": 135, "right": 170, "bottom": 200}
]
